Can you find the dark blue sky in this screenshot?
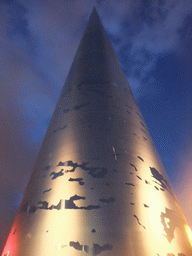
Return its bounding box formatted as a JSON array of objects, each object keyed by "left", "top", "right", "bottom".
[{"left": 1, "top": 0, "right": 192, "bottom": 252}]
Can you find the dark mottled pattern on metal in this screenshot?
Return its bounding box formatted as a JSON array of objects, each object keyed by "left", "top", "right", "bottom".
[
  {"left": 69, "top": 241, "right": 82, "bottom": 250},
  {"left": 68, "top": 177, "right": 85, "bottom": 185},
  {"left": 65, "top": 195, "right": 101, "bottom": 210},
  {"left": 133, "top": 215, "right": 146, "bottom": 229},
  {"left": 150, "top": 167, "right": 169, "bottom": 190},
  {"left": 137, "top": 156, "right": 144, "bottom": 162},
  {"left": 69, "top": 241, "right": 113, "bottom": 255},
  {"left": 63, "top": 102, "right": 90, "bottom": 114},
  {"left": 137, "top": 175, "right": 142, "bottom": 180},
  {"left": 58, "top": 160, "right": 108, "bottom": 178},
  {"left": 42, "top": 165, "right": 51, "bottom": 171},
  {"left": 50, "top": 169, "right": 64, "bottom": 180},
  {"left": 20, "top": 199, "right": 64, "bottom": 214},
  {"left": 130, "top": 163, "right": 138, "bottom": 172},
  {"left": 125, "top": 183, "right": 135, "bottom": 186},
  {"left": 43, "top": 188, "right": 52, "bottom": 194},
  {"left": 99, "top": 197, "right": 115, "bottom": 204},
  {"left": 52, "top": 125, "right": 67, "bottom": 133}
]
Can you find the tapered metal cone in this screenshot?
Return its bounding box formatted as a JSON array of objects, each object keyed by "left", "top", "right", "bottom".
[{"left": 2, "top": 7, "right": 192, "bottom": 256}]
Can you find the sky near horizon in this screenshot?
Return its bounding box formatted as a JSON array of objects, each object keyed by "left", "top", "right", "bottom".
[{"left": 0, "top": 0, "right": 192, "bottom": 252}]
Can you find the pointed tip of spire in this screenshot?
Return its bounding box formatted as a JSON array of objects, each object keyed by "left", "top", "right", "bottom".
[
  {"left": 86, "top": 6, "right": 102, "bottom": 30},
  {"left": 90, "top": 6, "right": 100, "bottom": 19},
  {"left": 70, "top": 3, "right": 119, "bottom": 74},
  {"left": 92, "top": 6, "right": 97, "bottom": 12}
]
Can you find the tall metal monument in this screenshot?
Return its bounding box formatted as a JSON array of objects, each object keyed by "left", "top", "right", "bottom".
[{"left": 2, "top": 7, "right": 192, "bottom": 256}]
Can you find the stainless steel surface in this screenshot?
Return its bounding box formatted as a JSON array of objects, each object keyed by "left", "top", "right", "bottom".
[{"left": 2, "top": 7, "right": 192, "bottom": 256}]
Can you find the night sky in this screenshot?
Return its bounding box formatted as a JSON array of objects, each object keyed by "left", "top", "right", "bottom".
[{"left": 1, "top": 0, "right": 192, "bottom": 252}]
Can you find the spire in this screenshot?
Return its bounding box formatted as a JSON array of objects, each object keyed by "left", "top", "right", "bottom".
[
  {"left": 75, "top": 6, "right": 112, "bottom": 57},
  {"left": 62, "top": 6, "right": 125, "bottom": 93},
  {"left": 2, "top": 7, "right": 192, "bottom": 256}
]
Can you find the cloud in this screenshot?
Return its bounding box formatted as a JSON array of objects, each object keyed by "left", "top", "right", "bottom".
[
  {"left": 177, "top": 13, "right": 192, "bottom": 63},
  {"left": 108, "top": 0, "right": 192, "bottom": 102}
]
